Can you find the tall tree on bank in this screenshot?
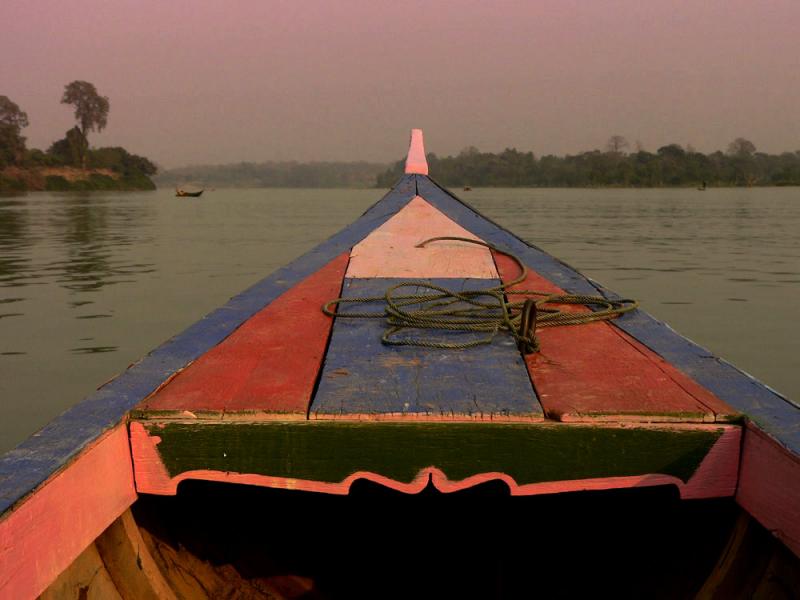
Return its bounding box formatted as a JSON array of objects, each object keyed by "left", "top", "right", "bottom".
[
  {"left": 0, "top": 95, "right": 29, "bottom": 167},
  {"left": 727, "top": 137, "right": 758, "bottom": 186},
  {"left": 727, "top": 137, "right": 756, "bottom": 157},
  {"left": 606, "top": 135, "right": 629, "bottom": 155},
  {"left": 60, "top": 81, "right": 110, "bottom": 168}
]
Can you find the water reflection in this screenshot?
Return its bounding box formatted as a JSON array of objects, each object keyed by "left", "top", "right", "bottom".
[
  {"left": 57, "top": 198, "right": 115, "bottom": 292},
  {"left": 0, "top": 193, "right": 159, "bottom": 369},
  {"left": 0, "top": 194, "right": 158, "bottom": 295},
  {"left": 0, "top": 200, "right": 32, "bottom": 287},
  {"left": 70, "top": 346, "right": 119, "bottom": 354},
  {"left": 45, "top": 195, "right": 157, "bottom": 294}
]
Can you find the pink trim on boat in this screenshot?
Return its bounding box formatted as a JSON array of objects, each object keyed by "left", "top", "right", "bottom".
[
  {"left": 404, "top": 128, "right": 428, "bottom": 175},
  {"left": 680, "top": 424, "right": 740, "bottom": 499},
  {"left": 345, "top": 196, "right": 498, "bottom": 278},
  {"left": 0, "top": 424, "right": 136, "bottom": 599},
  {"left": 129, "top": 422, "right": 175, "bottom": 495},
  {"left": 130, "top": 421, "right": 738, "bottom": 500},
  {"left": 737, "top": 422, "right": 800, "bottom": 557}
]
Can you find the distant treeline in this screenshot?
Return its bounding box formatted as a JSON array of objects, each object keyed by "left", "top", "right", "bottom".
[
  {"left": 377, "top": 137, "right": 800, "bottom": 188},
  {"left": 155, "top": 161, "right": 389, "bottom": 189},
  {"left": 147, "top": 136, "right": 800, "bottom": 190}
]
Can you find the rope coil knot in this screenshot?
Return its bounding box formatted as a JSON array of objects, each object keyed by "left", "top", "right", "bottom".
[
  {"left": 322, "top": 237, "right": 638, "bottom": 354},
  {"left": 517, "top": 298, "right": 538, "bottom": 354}
]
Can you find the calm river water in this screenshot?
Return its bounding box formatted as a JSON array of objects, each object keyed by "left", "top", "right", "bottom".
[{"left": 1, "top": 187, "right": 798, "bottom": 454}]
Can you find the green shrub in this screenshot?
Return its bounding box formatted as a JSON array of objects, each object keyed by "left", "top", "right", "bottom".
[
  {"left": 90, "top": 146, "right": 157, "bottom": 177},
  {"left": 88, "top": 173, "right": 117, "bottom": 189},
  {"left": 120, "top": 172, "right": 156, "bottom": 190},
  {"left": 0, "top": 175, "right": 26, "bottom": 193},
  {"left": 24, "top": 148, "right": 58, "bottom": 167},
  {"left": 44, "top": 175, "right": 71, "bottom": 191}
]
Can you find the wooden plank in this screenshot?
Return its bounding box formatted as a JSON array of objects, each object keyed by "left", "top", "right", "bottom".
[
  {"left": 138, "top": 253, "right": 349, "bottom": 417},
  {"left": 39, "top": 542, "right": 123, "bottom": 600},
  {"left": 136, "top": 517, "right": 314, "bottom": 599},
  {"left": 736, "top": 422, "right": 800, "bottom": 557},
  {"left": 0, "top": 424, "right": 136, "bottom": 600},
  {"left": 493, "top": 252, "right": 736, "bottom": 422},
  {"left": 310, "top": 278, "right": 542, "bottom": 419},
  {"left": 130, "top": 420, "right": 737, "bottom": 499},
  {"left": 404, "top": 128, "right": 428, "bottom": 175},
  {"left": 694, "top": 511, "right": 800, "bottom": 599},
  {"left": 0, "top": 175, "right": 417, "bottom": 517},
  {"left": 415, "top": 175, "right": 799, "bottom": 451},
  {"left": 94, "top": 510, "right": 178, "bottom": 600},
  {"left": 346, "top": 196, "right": 498, "bottom": 279}
]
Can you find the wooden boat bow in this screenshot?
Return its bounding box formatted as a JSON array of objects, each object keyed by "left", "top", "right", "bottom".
[{"left": 2, "top": 129, "right": 800, "bottom": 598}]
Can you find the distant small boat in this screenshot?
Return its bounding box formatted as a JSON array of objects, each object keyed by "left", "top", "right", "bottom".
[
  {"left": 463, "top": 186, "right": 472, "bottom": 191},
  {"left": 697, "top": 181, "right": 707, "bottom": 191},
  {"left": 176, "top": 188, "right": 204, "bottom": 197}
]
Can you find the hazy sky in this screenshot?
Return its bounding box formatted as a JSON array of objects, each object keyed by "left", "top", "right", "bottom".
[{"left": 3, "top": 0, "right": 799, "bottom": 168}]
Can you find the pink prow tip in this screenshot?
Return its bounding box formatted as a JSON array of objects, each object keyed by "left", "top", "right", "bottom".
[{"left": 404, "top": 129, "right": 428, "bottom": 175}]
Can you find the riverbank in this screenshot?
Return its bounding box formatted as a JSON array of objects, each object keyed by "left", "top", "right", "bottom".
[{"left": 0, "top": 166, "right": 155, "bottom": 192}]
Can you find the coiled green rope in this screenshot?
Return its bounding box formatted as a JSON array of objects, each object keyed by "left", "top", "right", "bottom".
[{"left": 322, "top": 237, "right": 638, "bottom": 354}]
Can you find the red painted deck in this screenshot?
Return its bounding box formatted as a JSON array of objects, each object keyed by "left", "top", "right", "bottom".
[
  {"left": 493, "top": 252, "right": 737, "bottom": 422},
  {"left": 139, "top": 253, "right": 349, "bottom": 417}
]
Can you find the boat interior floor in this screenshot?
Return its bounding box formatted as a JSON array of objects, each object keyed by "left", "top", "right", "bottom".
[{"left": 43, "top": 481, "right": 800, "bottom": 600}]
